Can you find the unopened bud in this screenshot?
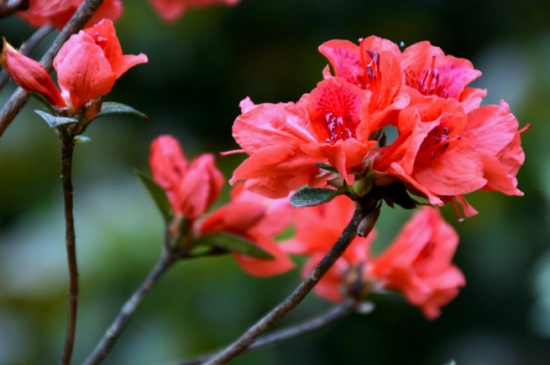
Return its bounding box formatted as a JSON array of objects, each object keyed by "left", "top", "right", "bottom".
[{"left": 357, "top": 208, "right": 380, "bottom": 237}]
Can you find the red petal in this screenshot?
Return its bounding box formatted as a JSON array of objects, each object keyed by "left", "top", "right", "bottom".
[
  {"left": 1, "top": 40, "right": 65, "bottom": 108},
  {"left": 54, "top": 32, "right": 116, "bottom": 109}
]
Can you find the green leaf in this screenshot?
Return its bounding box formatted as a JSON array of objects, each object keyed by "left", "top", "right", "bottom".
[
  {"left": 34, "top": 110, "right": 78, "bottom": 128},
  {"left": 194, "top": 232, "right": 274, "bottom": 259},
  {"left": 290, "top": 186, "right": 341, "bottom": 207},
  {"left": 135, "top": 168, "right": 172, "bottom": 223},
  {"left": 93, "top": 102, "right": 149, "bottom": 122}
]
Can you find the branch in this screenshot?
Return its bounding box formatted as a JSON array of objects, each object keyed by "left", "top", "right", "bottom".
[
  {"left": 0, "top": 0, "right": 105, "bottom": 138},
  {"left": 0, "top": 24, "right": 55, "bottom": 91},
  {"left": 60, "top": 135, "right": 78, "bottom": 365},
  {"left": 82, "top": 252, "right": 177, "bottom": 365},
  {"left": 202, "top": 203, "right": 372, "bottom": 365},
  {"left": 176, "top": 297, "right": 360, "bottom": 365}
]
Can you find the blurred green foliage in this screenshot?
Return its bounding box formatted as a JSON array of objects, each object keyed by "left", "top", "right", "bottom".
[{"left": 1, "top": 0, "right": 550, "bottom": 364}]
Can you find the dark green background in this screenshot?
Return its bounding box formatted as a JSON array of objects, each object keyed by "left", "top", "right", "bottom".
[{"left": 1, "top": 0, "right": 550, "bottom": 364}]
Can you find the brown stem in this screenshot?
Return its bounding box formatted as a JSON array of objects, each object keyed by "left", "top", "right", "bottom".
[
  {"left": 60, "top": 135, "right": 78, "bottom": 365},
  {"left": 82, "top": 252, "right": 178, "bottom": 365},
  {"left": 0, "top": 0, "right": 105, "bottom": 138},
  {"left": 176, "top": 297, "right": 359, "bottom": 365},
  {"left": 202, "top": 202, "right": 375, "bottom": 365}
]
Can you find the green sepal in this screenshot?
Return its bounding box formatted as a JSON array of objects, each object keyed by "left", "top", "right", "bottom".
[
  {"left": 35, "top": 110, "right": 78, "bottom": 128},
  {"left": 290, "top": 186, "right": 342, "bottom": 207},
  {"left": 135, "top": 168, "right": 172, "bottom": 223},
  {"left": 92, "top": 102, "right": 149, "bottom": 122},
  {"left": 192, "top": 232, "right": 274, "bottom": 259}
]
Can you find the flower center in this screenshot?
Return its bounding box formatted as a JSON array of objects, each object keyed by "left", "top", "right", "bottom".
[
  {"left": 417, "top": 125, "right": 455, "bottom": 163},
  {"left": 417, "top": 55, "right": 449, "bottom": 98},
  {"left": 358, "top": 39, "right": 381, "bottom": 92},
  {"left": 322, "top": 111, "right": 355, "bottom": 143}
]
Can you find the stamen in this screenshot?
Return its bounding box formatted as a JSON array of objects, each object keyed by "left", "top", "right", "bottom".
[{"left": 220, "top": 149, "right": 245, "bottom": 157}]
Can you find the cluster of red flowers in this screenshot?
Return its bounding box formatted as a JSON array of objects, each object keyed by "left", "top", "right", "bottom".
[
  {"left": 230, "top": 36, "right": 526, "bottom": 218},
  {"left": 2, "top": 0, "right": 527, "bottom": 320},
  {"left": 149, "top": 134, "right": 465, "bottom": 318},
  {"left": 149, "top": 135, "right": 295, "bottom": 277}
]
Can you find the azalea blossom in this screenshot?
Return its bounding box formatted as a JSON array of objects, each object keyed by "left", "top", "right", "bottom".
[
  {"left": 372, "top": 94, "right": 525, "bottom": 217},
  {"left": 150, "top": 135, "right": 224, "bottom": 221},
  {"left": 319, "top": 35, "right": 409, "bottom": 130},
  {"left": 148, "top": 0, "right": 240, "bottom": 22},
  {"left": 1, "top": 19, "right": 147, "bottom": 115},
  {"left": 229, "top": 35, "right": 526, "bottom": 218},
  {"left": 370, "top": 206, "right": 465, "bottom": 319},
  {"left": 401, "top": 41, "right": 486, "bottom": 113},
  {"left": 198, "top": 184, "right": 295, "bottom": 277},
  {"left": 230, "top": 77, "right": 377, "bottom": 198},
  {"left": 18, "top": 0, "right": 122, "bottom": 29},
  {"left": 282, "top": 198, "right": 463, "bottom": 319}
]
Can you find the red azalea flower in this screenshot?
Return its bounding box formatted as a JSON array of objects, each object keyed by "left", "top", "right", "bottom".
[
  {"left": 18, "top": 0, "right": 122, "bottom": 29},
  {"left": 319, "top": 36, "right": 408, "bottom": 130},
  {"left": 198, "top": 184, "right": 295, "bottom": 277},
  {"left": 281, "top": 195, "right": 377, "bottom": 302},
  {"left": 150, "top": 135, "right": 224, "bottom": 221},
  {"left": 230, "top": 78, "right": 376, "bottom": 198},
  {"left": 1, "top": 19, "right": 147, "bottom": 113},
  {"left": 148, "top": 0, "right": 240, "bottom": 22},
  {"left": 462, "top": 101, "right": 526, "bottom": 196},
  {"left": 374, "top": 96, "right": 487, "bottom": 207},
  {"left": 402, "top": 41, "right": 486, "bottom": 112},
  {"left": 370, "top": 206, "right": 465, "bottom": 320}
]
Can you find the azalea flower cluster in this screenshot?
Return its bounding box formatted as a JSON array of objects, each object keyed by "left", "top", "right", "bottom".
[
  {"left": 282, "top": 196, "right": 464, "bottom": 319},
  {"left": 150, "top": 134, "right": 466, "bottom": 318},
  {"left": 149, "top": 135, "right": 295, "bottom": 277},
  {"left": 230, "top": 36, "right": 526, "bottom": 217}
]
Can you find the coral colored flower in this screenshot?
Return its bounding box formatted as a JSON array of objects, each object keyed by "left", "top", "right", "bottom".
[
  {"left": 402, "top": 41, "right": 486, "bottom": 112},
  {"left": 319, "top": 36, "right": 409, "bottom": 130},
  {"left": 462, "top": 101, "right": 525, "bottom": 196},
  {"left": 373, "top": 96, "right": 487, "bottom": 208},
  {"left": 18, "top": 0, "right": 122, "bottom": 29},
  {"left": 230, "top": 78, "right": 377, "bottom": 198},
  {"left": 148, "top": 0, "right": 240, "bottom": 22},
  {"left": 198, "top": 185, "right": 295, "bottom": 277},
  {"left": 370, "top": 206, "right": 465, "bottom": 319},
  {"left": 281, "top": 195, "right": 377, "bottom": 302},
  {"left": 150, "top": 135, "right": 224, "bottom": 221},
  {"left": 1, "top": 19, "right": 147, "bottom": 113}
]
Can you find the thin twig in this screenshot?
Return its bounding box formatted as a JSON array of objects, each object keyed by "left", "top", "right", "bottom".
[
  {"left": 60, "top": 134, "right": 78, "bottom": 365},
  {"left": 0, "top": 24, "right": 55, "bottom": 91},
  {"left": 82, "top": 252, "right": 178, "bottom": 365},
  {"left": 0, "top": 0, "right": 105, "bottom": 138},
  {"left": 202, "top": 203, "right": 372, "bottom": 365},
  {"left": 175, "top": 297, "right": 359, "bottom": 365}
]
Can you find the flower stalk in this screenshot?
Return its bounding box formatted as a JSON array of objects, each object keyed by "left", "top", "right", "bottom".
[
  {"left": 59, "top": 133, "right": 78, "bottom": 365},
  {"left": 202, "top": 199, "right": 376, "bottom": 365}
]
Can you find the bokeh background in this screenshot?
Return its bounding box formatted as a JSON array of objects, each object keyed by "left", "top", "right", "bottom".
[{"left": 1, "top": 0, "right": 550, "bottom": 364}]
